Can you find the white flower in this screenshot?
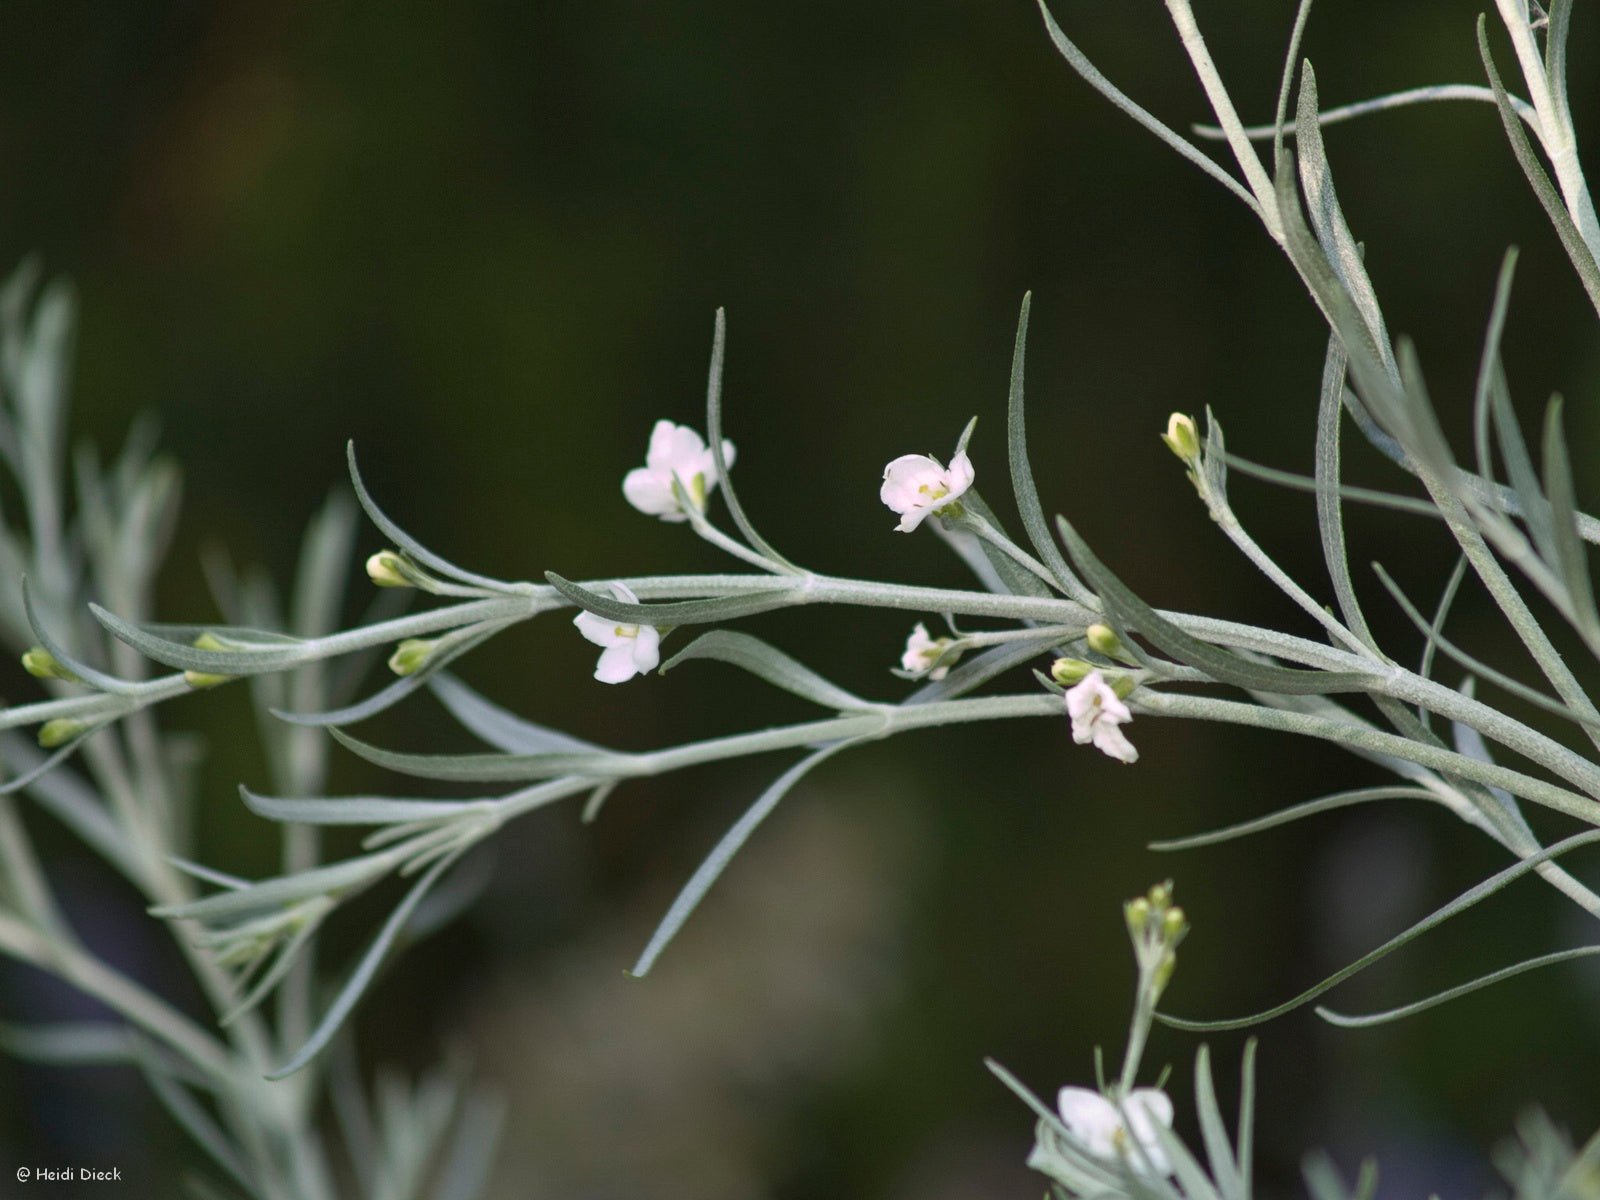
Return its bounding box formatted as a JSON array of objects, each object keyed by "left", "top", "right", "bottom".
[
  {"left": 880, "top": 446, "right": 975, "bottom": 533},
  {"left": 900, "top": 622, "right": 959, "bottom": 680},
  {"left": 1056, "top": 1086, "right": 1175, "bottom": 1176},
  {"left": 622, "top": 420, "right": 737, "bottom": 522},
  {"left": 1065, "top": 669, "right": 1138, "bottom": 763},
  {"left": 573, "top": 584, "right": 662, "bottom": 684}
]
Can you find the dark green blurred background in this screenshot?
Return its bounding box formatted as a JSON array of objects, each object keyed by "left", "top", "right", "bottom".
[{"left": 1, "top": 1, "right": 1599, "bottom": 1195}]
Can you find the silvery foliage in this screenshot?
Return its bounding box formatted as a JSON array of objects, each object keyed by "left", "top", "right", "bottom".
[
  {"left": 0, "top": 266, "right": 503, "bottom": 1196},
  {"left": 0, "top": 0, "right": 1598, "bottom": 1194}
]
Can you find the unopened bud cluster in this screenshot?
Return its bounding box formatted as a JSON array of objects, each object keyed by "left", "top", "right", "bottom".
[{"left": 1125, "top": 880, "right": 1188, "bottom": 995}]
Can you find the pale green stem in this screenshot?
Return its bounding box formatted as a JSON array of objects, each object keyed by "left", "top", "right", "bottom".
[
  {"left": 1163, "top": 0, "right": 1283, "bottom": 241},
  {"left": 1493, "top": 0, "right": 1600, "bottom": 255},
  {"left": 0, "top": 908, "right": 233, "bottom": 1081},
  {"left": 1204, "top": 493, "right": 1379, "bottom": 660},
  {"left": 1135, "top": 690, "right": 1600, "bottom": 841},
  {"left": 958, "top": 513, "right": 1066, "bottom": 592}
]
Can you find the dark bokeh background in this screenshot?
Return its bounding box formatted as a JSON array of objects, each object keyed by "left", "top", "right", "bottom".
[{"left": 1, "top": 1, "right": 1599, "bottom": 1196}]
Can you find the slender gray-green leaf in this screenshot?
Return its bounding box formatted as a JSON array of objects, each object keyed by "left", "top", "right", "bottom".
[
  {"left": 1157, "top": 828, "right": 1600, "bottom": 1032},
  {"left": 1149, "top": 786, "right": 1433, "bottom": 852},
  {"left": 1417, "top": 555, "right": 1468, "bottom": 726},
  {"left": 90, "top": 606, "right": 311, "bottom": 673},
  {"left": 1035, "top": 1, "right": 1260, "bottom": 212},
  {"left": 431, "top": 1091, "right": 507, "bottom": 1200},
  {"left": 1057, "top": 517, "right": 1375, "bottom": 695},
  {"left": 0, "top": 736, "right": 126, "bottom": 878},
  {"left": 240, "top": 787, "right": 492, "bottom": 827},
  {"left": 0, "top": 725, "right": 103, "bottom": 796},
  {"left": 331, "top": 727, "right": 616, "bottom": 784},
  {"left": 1317, "top": 945, "right": 1600, "bottom": 1028},
  {"left": 1450, "top": 687, "right": 1534, "bottom": 842},
  {"left": 1237, "top": 1039, "right": 1257, "bottom": 1200},
  {"left": 135, "top": 1043, "right": 258, "bottom": 1196},
  {"left": 544, "top": 572, "right": 794, "bottom": 626},
  {"left": 703, "top": 309, "right": 796, "bottom": 571},
  {"left": 1223, "top": 451, "right": 1439, "bottom": 517},
  {"left": 0, "top": 1021, "right": 135, "bottom": 1067},
  {"left": 662, "top": 630, "right": 870, "bottom": 711},
  {"left": 1005, "top": 292, "right": 1091, "bottom": 602},
  {"left": 1546, "top": 0, "right": 1574, "bottom": 131},
  {"left": 1541, "top": 395, "right": 1598, "bottom": 639},
  {"left": 1375, "top": 563, "right": 1600, "bottom": 730},
  {"left": 630, "top": 740, "right": 854, "bottom": 977},
  {"left": 428, "top": 673, "right": 598, "bottom": 755},
  {"left": 1477, "top": 16, "right": 1600, "bottom": 316},
  {"left": 1295, "top": 63, "right": 1393, "bottom": 375},
  {"left": 1193, "top": 1045, "right": 1242, "bottom": 1200},
  {"left": 272, "top": 622, "right": 503, "bottom": 728},
  {"left": 1313, "top": 335, "right": 1376, "bottom": 646},
  {"left": 1303, "top": 1151, "right": 1377, "bottom": 1200},
  {"left": 1148, "top": 1119, "right": 1220, "bottom": 1200},
  {"left": 1488, "top": 369, "right": 1553, "bottom": 567},
  {"left": 961, "top": 489, "right": 1055, "bottom": 599},
  {"left": 346, "top": 442, "right": 513, "bottom": 592},
  {"left": 21, "top": 578, "right": 141, "bottom": 695},
  {"left": 1271, "top": 0, "right": 1315, "bottom": 164},
  {"left": 220, "top": 916, "right": 322, "bottom": 1026},
  {"left": 153, "top": 851, "right": 398, "bottom": 922},
  {"left": 269, "top": 848, "right": 464, "bottom": 1078}
]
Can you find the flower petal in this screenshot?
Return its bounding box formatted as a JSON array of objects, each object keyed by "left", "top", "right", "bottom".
[
  {"left": 1056, "top": 1087, "right": 1121, "bottom": 1158},
  {"left": 594, "top": 642, "right": 642, "bottom": 684},
  {"left": 630, "top": 625, "right": 662, "bottom": 674},
  {"left": 574, "top": 610, "right": 626, "bottom": 648},
  {"left": 1092, "top": 723, "right": 1139, "bottom": 763},
  {"left": 623, "top": 467, "right": 679, "bottom": 517}
]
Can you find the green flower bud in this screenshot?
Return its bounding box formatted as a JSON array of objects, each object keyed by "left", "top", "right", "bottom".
[
  {"left": 1050, "top": 657, "right": 1094, "bottom": 686},
  {"left": 38, "top": 718, "right": 87, "bottom": 748},
  {"left": 1162, "top": 906, "right": 1187, "bottom": 942},
  {"left": 1152, "top": 948, "right": 1177, "bottom": 992},
  {"left": 1110, "top": 674, "right": 1137, "bottom": 700},
  {"left": 1085, "top": 623, "right": 1122, "bottom": 659},
  {"left": 388, "top": 638, "right": 437, "bottom": 677},
  {"left": 185, "top": 633, "right": 234, "bottom": 689},
  {"left": 1147, "top": 880, "right": 1172, "bottom": 910},
  {"left": 22, "top": 647, "right": 79, "bottom": 683},
  {"left": 1160, "top": 413, "right": 1200, "bottom": 462},
  {"left": 1124, "top": 897, "right": 1152, "bottom": 938},
  {"left": 367, "top": 550, "right": 420, "bottom": 589}
]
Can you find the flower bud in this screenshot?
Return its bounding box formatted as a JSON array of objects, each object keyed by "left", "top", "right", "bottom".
[
  {"left": 184, "top": 633, "right": 234, "bottom": 689},
  {"left": 22, "top": 647, "right": 79, "bottom": 683},
  {"left": 1050, "top": 657, "right": 1094, "bottom": 686},
  {"left": 1147, "top": 880, "right": 1172, "bottom": 910},
  {"left": 1162, "top": 906, "right": 1187, "bottom": 942},
  {"left": 388, "top": 638, "right": 437, "bottom": 677},
  {"left": 1160, "top": 413, "right": 1200, "bottom": 463},
  {"left": 1124, "top": 897, "right": 1151, "bottom": 938},
  {"left": 366, "top": 550, "right": 419, "bottom": 589},
  {"left": 1085, "top": 623, "right": 1122, "bottom": 659},
  {"left": 1152, "top": 948, "right": 1177, "bottom": 992},
  {"left": 38, "top": 718, "right": 87, "bottom": 748}
]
